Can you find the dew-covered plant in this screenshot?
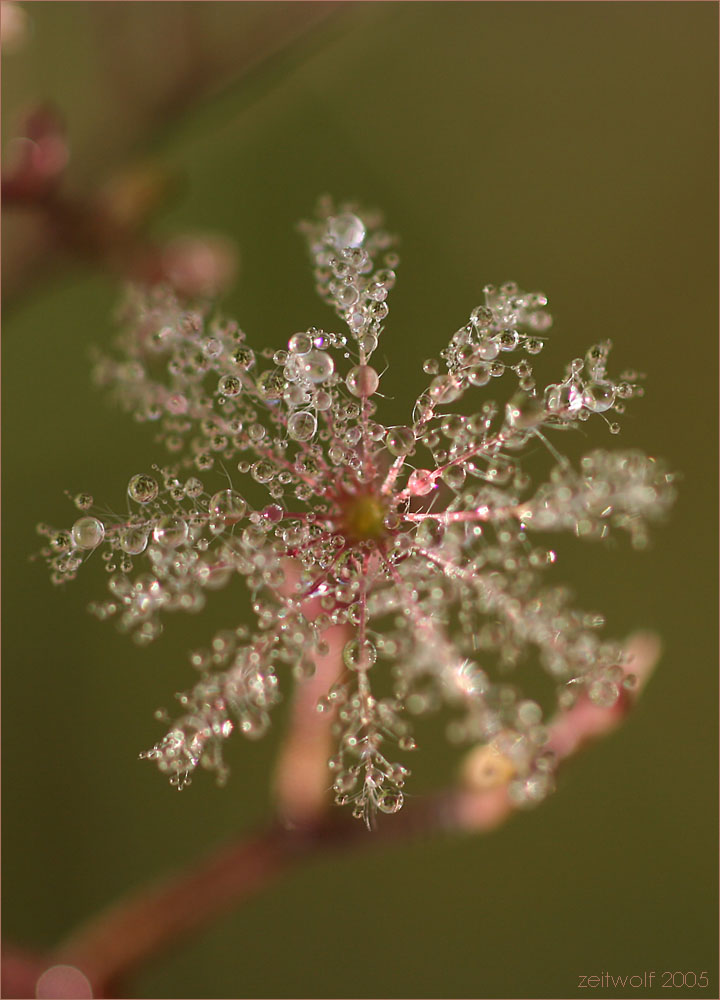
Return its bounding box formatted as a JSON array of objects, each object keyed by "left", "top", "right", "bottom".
[{"left": 38, "top": 198, "right": 675, "bottom": 827}]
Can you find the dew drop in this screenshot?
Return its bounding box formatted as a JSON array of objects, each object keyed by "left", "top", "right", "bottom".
[
  {"left": 184, "top": 476, "right": 204, "bottom": 498},
  {"left": 166, "top": 393, "right": 188, "bottom": 415},
  {"left": 342, "top": 638, "right": 377, "bottom": 670},
  {"left": 288, "top": 410, "right": 317, "bottom": 442},
  {"left": 218, "top": 375, "right": 242, "bottom": 397},
  {"left": 441, "top": 465, "right": 466, "bottom": 490},
  {"left": 256, "top": 370, "right": 286, "bottom": 400},
  {"left": 71, "top": 516, "right": 105, "bottom": 549},
  {"left": 74, "top": 493, "right": 94, "bottom": 511},
  {"left": 346, "top": 364, "right": 379, "bottom": 398},
  {"left": 386, "top": 426, "right": 415, "bottom": 457},
  {"left": 120, "top": 525, "right": 149, "bottom": 555},
  {"left": 209, "top": 489, "right": 247, "bottom": 520},
  {"left": 152, "top": 515, "right": 188, "bottom": 548},
  {"left": 378, "top": 789, "right": 404, "bottom": 814},
  {"left": 251, "top": 460, "right": 276, "bottom": 484},
  {"left": 470, "top": 305, "right": 493, "bottom": 329},
  {"left": 583, "top": 380, "right": 616, "bottom": 413},
  {"left": 475, "top": 338, "right": 500, "bottom": 361},
  {"left": 429, "top": 375, "right": 463, "bottom": 404},
  {"left": 128, "top": 474, "right": 159, "bottom": 504},
  {"left": 301, "top": 350, "right": 335, "bottom": 384},
  {"left": 407, "top": 469, "right": 435, "bottom": 496},
  {"left": 50, "top": 530, "right": 73, "bottom": 553},
  {"left": 328, "top": 213, "right": 365, "bottom": 249},
  {"left": 230, "top": 347, "right": 255, "bottom": 370},
  {"left": 288, "top": 332, "right": 312, "bottom": 355},
  {"left": 588, "top": 679, "right": 619, "bottom": 708}
]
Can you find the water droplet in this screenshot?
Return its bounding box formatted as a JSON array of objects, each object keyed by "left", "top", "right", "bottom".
[
  {"left": 338, "top": 284, "right": 359, "bottom": 307},
  {"left": 441, "top": 465, "right": 466, "bottom": 490},
  {"left": 346, "top": 364, "right": 379, "bottom": 397},
  {"left": 583, "top": 380, "right": 616, "bottom": 413},
  {"left": 50, "top": 530, "right": 73, "bottom": 553},
  {"left": 288, "top": 410, "right": 317, "bottom": 441},
  {"left": 545, "top": 381, "right": 583, "bottom": 415},
  {"left": 588, "top": 678, "right": 619, "bottom": 708},
  {"left": 203, "top": 337, "right": 222, "bottom": 358},
  {"left": 386, "top": 426, "right": 415, "bottom": 456},
  {"left": 230, "top": 347, "right": 255, "bottom": 370},
  {"left": 301, "top": 350, "right": 334, "bottom": 384},
  {"left": 184, "top": 477, "right": 204, "bottom": 498},
  {"left": 470, "top": 305, "right": 493, "bottom": 329},
  {"left": 475, "top": 338, "right": 500, "bottom": 361},
  {"left": 467, "top": 363, "right": 491, "bottom": 387},
  {"left": 74, "top": 493, "right": 93, "bottom": 511},
  {"left": 152, "top": 515, "right": 188, "bottom": 548},
  {"left": 251, "top": 460, "right": 275, "bottom": 484},
  {"left": 334, "top": 771, "right": 358, "bottom": 793},
  {"left": 328, "top": 213, "right": 365, "bottom": 249},
  {"left": 128, "top": 474, "right": 159, "bottom": 504},
  {"left": 256, "top": 370, "right": 286, "bottom": 400},
  {"left": 120, "top": 525, "right": 149, "bottom": 555},
  {"left": 407, "top": 469, "right": 435, "bottom": 496},
  {"left": 218, "top": 375, "right": 242, "bottom": 397},
  {"left": 288, "top": 332, "right": 312, "bottom": 355},
  {"left": 505, "top": 393, "right": 543, "bottom": 429},
  {"left": 429, "top": 375, "right": 463, "bottom": 404},
  {"left": 209, "top": 489, "right": 247, "bottom": 520},
  {"left": 378, "top": 789, "right": 404, "bottom": 814},
  {"left": 71, "top": 516, "right": 105, "bottom": 549},
  {"left": 166, "top": 393, "right": 188, "bottom": 415},
  {"left": 342, "top": 638, "right": 377, "bottom": 670}
]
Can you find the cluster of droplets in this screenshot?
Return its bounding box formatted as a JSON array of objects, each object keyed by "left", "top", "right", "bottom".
[{"left": 39, "top": 199, "right": 675, "bottom": 825}]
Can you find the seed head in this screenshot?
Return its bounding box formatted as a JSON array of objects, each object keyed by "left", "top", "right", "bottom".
[{"left": 38, "top": 197, "right": 675, "bottom": 826}]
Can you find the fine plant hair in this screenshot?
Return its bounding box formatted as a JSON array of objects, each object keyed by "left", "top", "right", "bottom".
[{"left": 39, "top": 197, "right": 675, "bottom": 829}]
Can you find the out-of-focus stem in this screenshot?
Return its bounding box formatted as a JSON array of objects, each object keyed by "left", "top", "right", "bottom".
[
  {"left": 5, "top": 633, "right": 660, "bottom": 998},
  {"left": 271, "top": 558, "right": 349, "bottom": 828},
  {"left": 456, "top": 632, "right": 661, "bottom": 831},
  {"left": 272, "top": 621, "right": 350, "bottom": 829}
]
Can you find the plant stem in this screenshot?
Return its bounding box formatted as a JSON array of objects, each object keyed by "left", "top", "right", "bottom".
[{"left": 3, "top": 633, "right": 659, "bottom": 999}]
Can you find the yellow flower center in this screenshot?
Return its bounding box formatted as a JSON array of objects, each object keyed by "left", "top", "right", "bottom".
[{"left": 342, "top": 494, "right": 387, "bottom": 541}]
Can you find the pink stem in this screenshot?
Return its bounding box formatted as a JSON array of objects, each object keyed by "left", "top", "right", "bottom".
[{"left": 4, "top": 633, "right": 660, "bottom": 997}]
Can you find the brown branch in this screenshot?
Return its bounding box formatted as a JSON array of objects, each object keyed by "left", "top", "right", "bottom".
[
  {"left": 2, "top": 3, "right": 346, "bottom": 307},
  {"left": 16, "top": 633, "right": 657, "bottom": 998},
  {"left": 2, "top": 634, "right": 659, "bottom": 998}
]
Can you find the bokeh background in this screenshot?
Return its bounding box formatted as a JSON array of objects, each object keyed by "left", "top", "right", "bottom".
[{"left": 2, "top": 3, "right": 717, "bottom": 998}]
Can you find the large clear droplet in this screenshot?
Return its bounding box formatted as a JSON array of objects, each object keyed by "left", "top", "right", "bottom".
[
  {"left": 346, "top": 365, "right": 379, "bottom": 398},
  {"left": 342, "top": 638, "right": 377, "bottom": 670},
  {"left": 583, "top": 380, "right": 616, "bottom": 413},
  {"left": 72, "top": 516, "right": 105, "bottom": 550},
  {"left": 218, "top": 375, "right": 242, "bottom": 397},
  {"left": 120, "top": 525, "right": 149, "bottom": 555},
  {"left": 386, "top": 426, "right": 415, "bottom": 456},
  {"left": 328, "top": 213, "right": 365, "bottom": 249},
  {"left": 152, "top": 515, "right": 188, "bottom": 548},
  {"left": 288, "top": 410, "right": 317, "bottom": 441},
  {"left": 407, "top": 469, "right": 435, "bottom": 496},
  {"left": 128, "top": 474, "right": 158, "bottom": 504},
  {"left": 301, "top": 350, "right": 334, "bottom": 384},
  {"left": 209, "top": 490, "right": 247, "bottom": 520}
]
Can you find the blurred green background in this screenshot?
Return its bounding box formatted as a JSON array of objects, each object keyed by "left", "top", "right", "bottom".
[{"left": 2, "top": 3, "right": 717, "bottom": 998}]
